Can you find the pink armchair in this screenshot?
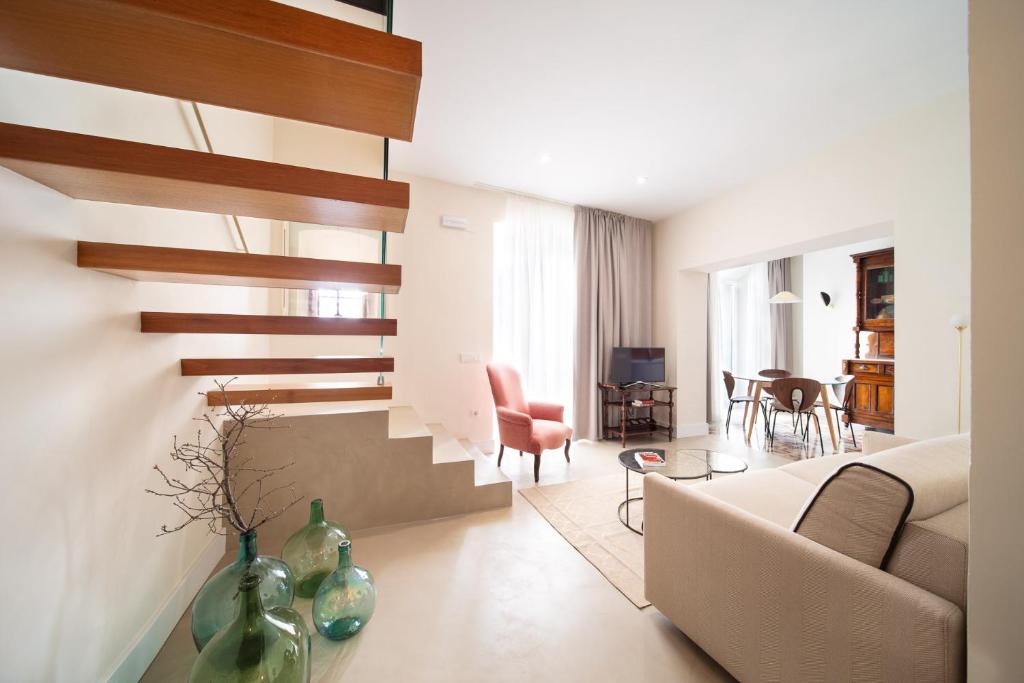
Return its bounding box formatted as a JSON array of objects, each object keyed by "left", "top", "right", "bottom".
[{"left": 486, "top": 363, "right": 572, "bottom": 483}]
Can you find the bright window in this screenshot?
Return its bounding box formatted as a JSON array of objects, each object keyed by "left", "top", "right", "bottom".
[
  {"left": 493, "top": 195, "right": 576, "bottom": 424},
  {"left": 316, "top": 289, "right": 367, "bottom": 318}
]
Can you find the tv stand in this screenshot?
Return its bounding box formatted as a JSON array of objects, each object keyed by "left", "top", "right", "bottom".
[
  {"left": 599, "top": 382, "right": 676, "bottom": 446},
  {"left": 620, "top": 381, "right": 665, "bottom": 390}
]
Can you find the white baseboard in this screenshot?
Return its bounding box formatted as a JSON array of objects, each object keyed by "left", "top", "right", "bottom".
[
  {"left": 105, "top": 534, "right": 225, "bottom": 683},
  {"left": 675, "top": 422, "right": 710, "bottom": 438}
]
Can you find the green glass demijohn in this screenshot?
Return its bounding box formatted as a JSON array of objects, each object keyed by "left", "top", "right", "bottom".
[
  {"left": 282, "top": 498, "right": 350, "bottom": 598},
  {"left": 188, "top": 573, "right": 311, "bottom": 683},
  {"left": 312, "top": 540, "right": 376, "bottom": 641},
  {"left": 192, "top": 531, "right": 295, "bottom": 651}
]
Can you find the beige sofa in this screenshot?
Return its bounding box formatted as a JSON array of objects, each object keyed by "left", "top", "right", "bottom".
[{"left": 644, "top": 433, "right": 969, "bottom": 682}]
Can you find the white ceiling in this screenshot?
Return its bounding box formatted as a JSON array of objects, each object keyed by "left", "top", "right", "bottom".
[{"left": 390, "top": 0, "right": 967, "bottom": 221}]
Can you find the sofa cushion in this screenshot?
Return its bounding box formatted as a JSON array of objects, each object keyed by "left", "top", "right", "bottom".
[
  {"left": 887, "top": 502, "right": 969, "bottom": 610},
  {"left": 778, "top": 452, "right": 860, "bottom": 486},
  {"left": 859, "top": 434, "right": 969, "bottom": 521},
  {"left": 693, "top": 469, "right": 815, "bottom": 528},
  {"left": 793, "top": 463, "right": 914, "bottom": 568}
]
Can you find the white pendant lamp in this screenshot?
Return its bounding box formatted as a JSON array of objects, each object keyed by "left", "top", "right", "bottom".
[{"left": 768, "top": 291, "right": 801, "bottom": 304}]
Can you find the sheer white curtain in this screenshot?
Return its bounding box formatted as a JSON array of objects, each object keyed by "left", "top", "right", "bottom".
[
  {"left": 493, "top": 195, "right": 576, "bottom": 422},
  {"left": 708, "top": 263, "right": 772, "bottom": 424}
]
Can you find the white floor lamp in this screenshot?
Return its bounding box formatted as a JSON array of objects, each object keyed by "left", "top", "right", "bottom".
[{"left": 950, "top": 314, "right": 969, "bottom": 434}]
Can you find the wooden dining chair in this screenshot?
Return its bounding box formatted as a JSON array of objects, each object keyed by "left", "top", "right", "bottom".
[
  {"left": 768, "top": 377, "right": 824, "bottom": 454},
  {"left": 758, "top": 368, "right": 791, "bottom": 426},
  {"left": 722, "top": 370, "right": 768, "bottom": 437},
  {"left": 814, "top": 375, "right": 857, "bottom": 448}
]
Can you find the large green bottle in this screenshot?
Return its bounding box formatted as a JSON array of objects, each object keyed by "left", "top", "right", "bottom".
[
  {"left": 189, "top": 573, "right": 311, "bottom": 683},
  {"left": 312, "top": 540, "right": 376, "bottom": 641},
  {"left": 192, "top": 531, "right": 295, "bottom": 651},
  {"left": 281, "top": 499, "right": 350, "bottom": 598}
]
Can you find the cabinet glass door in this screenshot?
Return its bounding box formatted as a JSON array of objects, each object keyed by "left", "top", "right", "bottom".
[{"left": 864, "top": 265, "right": 894, "bottom": 321}]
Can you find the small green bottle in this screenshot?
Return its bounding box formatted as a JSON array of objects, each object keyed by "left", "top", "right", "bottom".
[
  {"left": 312, "top": 541, "right": 376, "bottom": 641},
  {"left": 282, "top": 499, "right": 350, "bottom": 598},
  {"left": 189, "top": 573, "right": 311, "bottom": 683}
]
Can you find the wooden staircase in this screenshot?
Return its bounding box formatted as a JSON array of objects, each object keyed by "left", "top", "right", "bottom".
[
  {"left": 180, "top": 357, "right": 394, "bottom": 376},
  {"left": 139, "top": 312, "right": 397, "bottom": 336},
  {"left": 78, "top": 241, "right": 401, "bottom": 292},
  {"left": 206, "top": 382, "right": 392, "bottom": 407},
  {"left": 0, "top": 123, "right": 409, "bottom": 232},
  {"left": 0, "top": 0, "right": 421, "bottom": 140},
  {"left": 0, "top": 0, "right": 424, "bottom": 407}
]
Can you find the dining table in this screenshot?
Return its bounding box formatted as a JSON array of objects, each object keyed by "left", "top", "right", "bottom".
[{"left": 732, "top": 373, "right": 848, "bottom": 451}]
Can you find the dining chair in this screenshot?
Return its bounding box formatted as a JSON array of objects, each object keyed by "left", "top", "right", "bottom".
[
  {"left": 758, "top": 368, "right": 791, "bottom": 427},
  {"left": 814, "top": 375, "right": 857, "bottom": 448},
  {"left": 722, "top": 370, "right": 768, "bottom": 437},
  {"left": 768, "top": 377, "right": 824, "bottom": 454}
]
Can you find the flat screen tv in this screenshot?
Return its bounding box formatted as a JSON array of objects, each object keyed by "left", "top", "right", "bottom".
[{"left": 609, "top": 347, "right": 666, "bottom": 385}]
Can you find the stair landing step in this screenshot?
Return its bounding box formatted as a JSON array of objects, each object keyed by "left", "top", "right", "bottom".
[
  {"left": 79, "top": 241, "right": 401, "bottom": 293},
  {"left": 388, "top": 406, "right": 432, "bottom": 440},
  {"left": 182, "top": 356, "right": 393, "bottom": 376},
  {"left": 206, "top": 382, "right": 391, "bottom": 406}
]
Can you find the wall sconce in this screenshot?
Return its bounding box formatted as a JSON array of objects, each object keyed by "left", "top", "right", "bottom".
[{"left": 820, "top": 292, "right": 832, "bottom": 308}]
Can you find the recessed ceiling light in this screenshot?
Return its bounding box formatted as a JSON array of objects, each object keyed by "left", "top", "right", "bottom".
[
  {"left": 539, "top": 152, "right": 552, "bottom": 165},
  {"left": 636, "top": 176, "right": 648, "bottom": 185}
]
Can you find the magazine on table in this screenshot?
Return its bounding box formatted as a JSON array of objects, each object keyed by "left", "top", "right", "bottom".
[{"left": 634, "top": 450, "right": 665, "bottom": 468}]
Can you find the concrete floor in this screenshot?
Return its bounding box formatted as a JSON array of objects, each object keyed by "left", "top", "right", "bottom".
[
  {"left": 146, "top": 430, "right": 798, "bottom": 682},
  {"left": 323, "top": 432, "right": 794, "bottom": 682}
]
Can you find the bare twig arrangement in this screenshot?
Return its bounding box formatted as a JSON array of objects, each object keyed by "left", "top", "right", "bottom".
[{"left": 146, "top": 380, "right": 301, "bottom": 537}]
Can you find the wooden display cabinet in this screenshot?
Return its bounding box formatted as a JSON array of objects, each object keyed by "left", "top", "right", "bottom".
[{"left": 845, "top": 247, "right": 895, "bottom": 432}]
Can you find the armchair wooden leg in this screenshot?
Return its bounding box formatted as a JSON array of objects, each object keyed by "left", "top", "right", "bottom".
[
  {"left": 564, "top": 439, "right": 571, "bottom": 463},
  {"left": 498, "top": 444, "right": 505, "bottom": 466},
  {"left": 533, "top": 453, "right": 541, "bottom": 483}
]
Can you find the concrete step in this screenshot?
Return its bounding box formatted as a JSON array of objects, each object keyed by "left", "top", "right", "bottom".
[
  {"left": 426, "top": 423, "right": 474, "bottom": 464},
  {"left": 459, "top": 438, "right": 514, "bottom": 487}
]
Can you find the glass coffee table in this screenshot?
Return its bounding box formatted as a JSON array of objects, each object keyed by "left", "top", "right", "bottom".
[{"left": 617, "top": 448, "right": 749, "bottom": 535}]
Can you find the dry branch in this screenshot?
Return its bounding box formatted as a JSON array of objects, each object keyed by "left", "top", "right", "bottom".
[{"left": 146, "top": 379, "right": 301, "bottom": 537}]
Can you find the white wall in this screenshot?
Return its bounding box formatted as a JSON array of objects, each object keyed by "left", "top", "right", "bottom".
[
  {"left": 390, "top": 175, "right": 506, "bottom": 444},
  {"left": 654, "top": 91, "right": 970, "bottom": 438},
  {"left": 0, "top": 70, "right": 273, "bottom": 681},
  {"left": 967, "top": 0, "right": 1024, "bottom": 677},
  {"left": 799, "top": 236, "right": 894, "bottom": 379}
]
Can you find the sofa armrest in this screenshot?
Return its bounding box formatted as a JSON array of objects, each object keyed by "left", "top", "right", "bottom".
[
  {"left": 643, "top": 474, "right": 965, "bottom": 682},
  {"left": 528, "top": 401, "right": 564, "bottom": 422},
  {"left": 862, "top": 432, "right": 918, "bottom": 454}
]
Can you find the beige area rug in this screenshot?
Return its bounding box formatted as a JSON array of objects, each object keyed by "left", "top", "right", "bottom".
[{"left": 520, "top": 474, "right": 653, "bottom": 608}]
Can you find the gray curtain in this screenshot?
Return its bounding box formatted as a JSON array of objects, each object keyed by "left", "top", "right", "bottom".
[
  {"left": 768, "top": 258, "right": 794, "bottom": 371},
  {"left": 573, "top": 207, "right": 654, "bottom": 440}
]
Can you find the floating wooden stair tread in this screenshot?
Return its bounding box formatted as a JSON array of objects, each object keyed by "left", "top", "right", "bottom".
[
  {"left": 0, "top": 0, "right": 421, "bottom": 140},
  {"left": 207, "top": 382, "right": 392, "bottom": 406},
  {"left": 142, "top": 312, "right": 397, "bottom": 336},
  {"left": 78, "top": 241, "right": 401, "bottom": 293},
  {"left": 181, "top": 356, "right": 394, "bottom": 376},
  {"left": 0, "top": 123, "right": 409, "bottom": 232}
]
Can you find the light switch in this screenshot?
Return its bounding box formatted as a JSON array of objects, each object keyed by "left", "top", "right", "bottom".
[{"left": 459, "top": 352, "right": 480, "bottom": 364}]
